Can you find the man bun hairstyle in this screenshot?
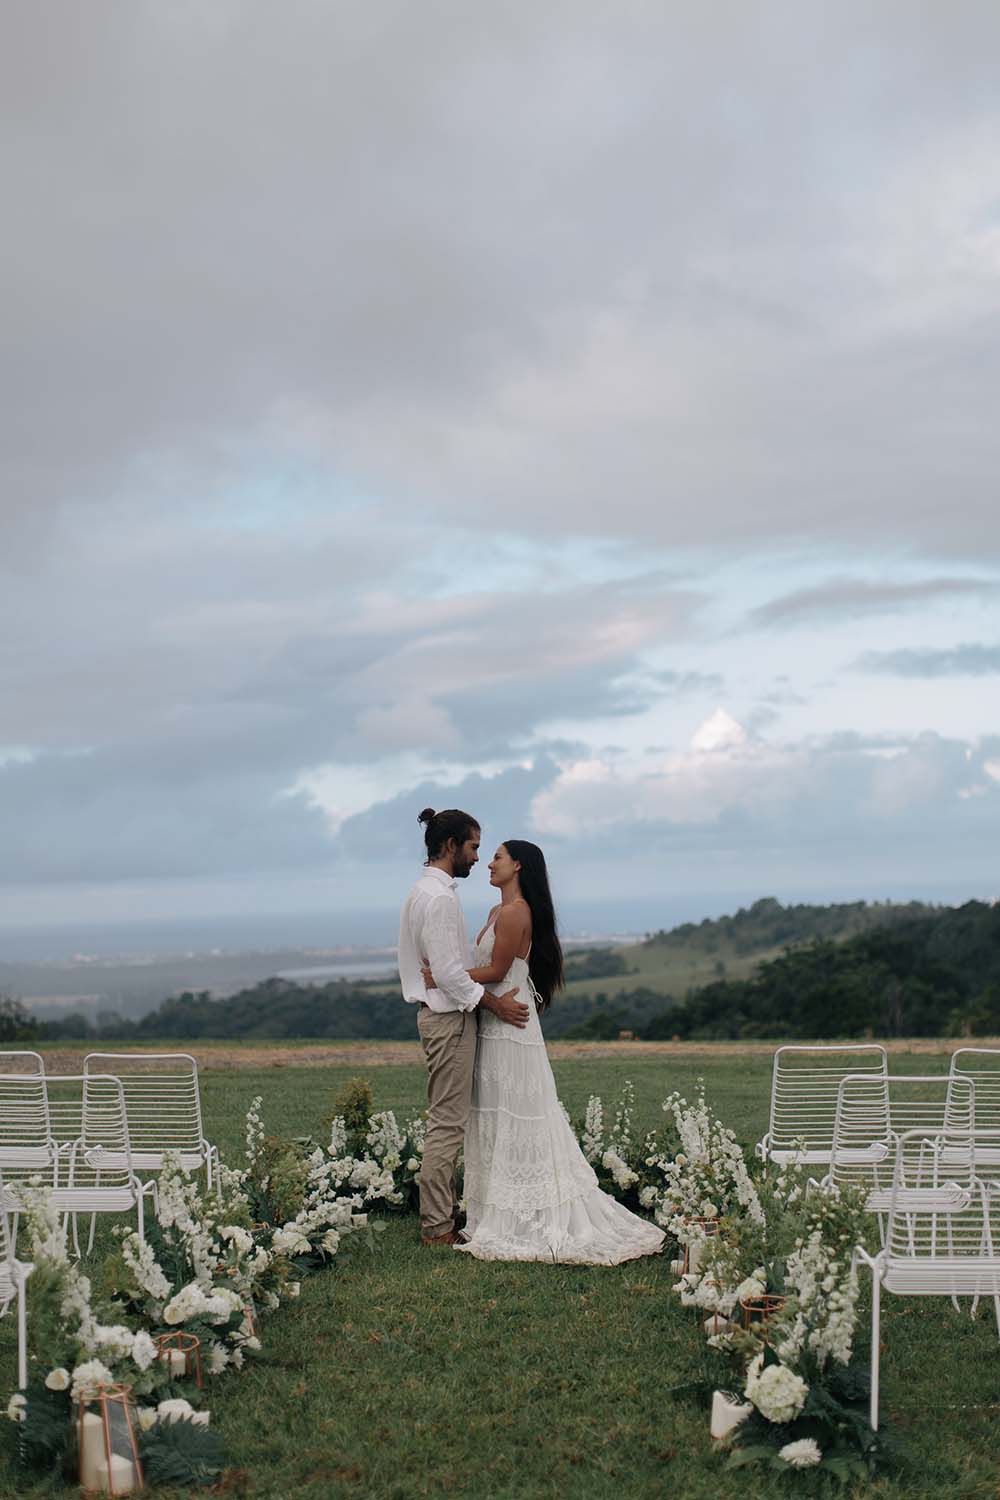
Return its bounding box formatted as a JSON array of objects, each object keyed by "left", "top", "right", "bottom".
[{"left": 418, "top": 807, "right": 480, "bottom": 861}]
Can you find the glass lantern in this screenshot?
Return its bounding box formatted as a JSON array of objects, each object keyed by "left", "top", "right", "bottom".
[
  {"left": 77, "top": 1383, "right": 143, "bottom": 1496},
  {"left": 153, "top": 1330, "right": 203, "bottom": 1387}
]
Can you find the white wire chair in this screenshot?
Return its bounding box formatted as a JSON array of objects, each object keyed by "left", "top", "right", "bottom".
[
  {"left": 856, "top": 1126, "right": 1000, "bottom": 1430},
  {"left": 829, "top": 1072, "right": 976, "bottom": 1224},
  {"left": 0, "top": 1166, "right": 34, "bottom": 1388},
  {"left": 755, "top": 1044, "right": 889, "bottom": 1169},
  {"left": 947, "top": 1050, "right": 1000, "bottom": 1175},
  {"left": 5, "top": 1073, "right": 155, "bottom": 1257},
  {"left": 83, "top": 1052, "right": 219, "bottom": 1195},
  {"left": 0, "top": 1054, "right": 55, "bottom": 1183}
]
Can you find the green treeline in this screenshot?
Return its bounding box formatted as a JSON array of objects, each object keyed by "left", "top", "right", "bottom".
[
  {"left": 9, "top": 898, "right": 998, "bottom": 1044},
  {"left": 600, "top": 901, "right": 1000, "bottom": 1040}
]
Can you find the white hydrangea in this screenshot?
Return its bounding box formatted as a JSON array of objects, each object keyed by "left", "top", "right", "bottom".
[
  {"left": 70, "top": 1359, "right": 116, "bottom": 1400},
  {"left": 780, "top": 1437, "right": 822, "bottom": 1468},
  {"left": 272, "top": 1227, "right": 311, "bottom": 1256},
  {"left": 744, "top": 1354, "right": 809, "bottom": 1425},
  {"left": 219, "top": 1225, "right": 253, "bottom": 1254},
  {"left": 131, "top": 1331, "right": 158, "bottom": 1372}
]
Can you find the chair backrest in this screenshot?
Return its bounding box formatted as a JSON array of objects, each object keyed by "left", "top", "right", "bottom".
[
  {"left": 766, "top": 1044, "right": 889, "bottom": 1157},
  {"left": 0, "top": 1067, "right": 53, "bottom": 1179},
  {"left": 0, "top": 1052, "right": 45, "bottom": 1075},
  {"left": 950, "top": 1049, "right": 1000, "bottom": 1128},
  {"left": 0, "top": 1164, "right": 16, "bottom": 1265},
  {"left": 42, "top": 1073, "right": 133, "bottom": 1187},
  {"left": 831, "top": 1073, "right": 975, "bottom": 1195},
  {"left": 83, "top": 1053, "right": 205, "bottom": 1158},
  {"left": 884, "top": 1127, "right": 997, "bottom": 1268}
]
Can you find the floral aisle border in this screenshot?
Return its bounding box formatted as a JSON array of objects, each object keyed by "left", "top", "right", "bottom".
[{"left": 4, "top": 1077, "right": 897, "bottom": 1490}]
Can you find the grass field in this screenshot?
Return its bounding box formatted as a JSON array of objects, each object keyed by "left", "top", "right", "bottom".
[{"left": 3, "top": 1050, "right": 1000, "bottom": 1499}]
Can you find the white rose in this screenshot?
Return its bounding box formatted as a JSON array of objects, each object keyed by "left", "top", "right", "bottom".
[
  {"left": 157, "top": 1398, "right": 194, "bottom": 1424},
  {"left": 6, "top": 1393, "right": 27, "bottom": 1422},
  {"left": 44, "top": 1368, "right": 71, "bottom": 1391},
  {"left": 406, "top": 1158, "right": 419, "bottom": 1173}
]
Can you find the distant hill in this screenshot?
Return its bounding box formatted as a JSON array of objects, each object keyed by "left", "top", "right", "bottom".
[
  {"left": 575, "top": 900, "right": 1000, "bottom": 1041},
  {"left": 561, "top": 896, "right": 942, "bottom": 1004}
]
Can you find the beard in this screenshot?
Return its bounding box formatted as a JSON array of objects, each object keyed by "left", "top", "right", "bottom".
[{"left": 452, "top": 857, "right": 474, "bottom": 879}]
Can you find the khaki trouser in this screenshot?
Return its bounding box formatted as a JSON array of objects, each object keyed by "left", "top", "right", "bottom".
[{"left": 416, "top": 1005, "right": 477, "bottom": 1238}]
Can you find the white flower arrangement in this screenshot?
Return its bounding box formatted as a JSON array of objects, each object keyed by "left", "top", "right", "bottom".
[{"left": 744, "top": 1353, "right": 809, "bottom": 1425}]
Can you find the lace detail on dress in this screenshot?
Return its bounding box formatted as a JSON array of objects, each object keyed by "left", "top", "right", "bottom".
[{"left": 457, "top": 923, "right": 665, "bottom": 1265}]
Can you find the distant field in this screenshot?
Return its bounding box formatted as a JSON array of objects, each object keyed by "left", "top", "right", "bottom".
[{"left": 561, "top": 938, "right": 784, "bottom": 1001}]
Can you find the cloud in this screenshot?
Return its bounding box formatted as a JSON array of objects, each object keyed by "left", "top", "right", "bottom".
[
  {"left": 334, "top": 757, "right": 561, "bottom": 862},
  {"left": 748, "top": 577, "right": 1000, "bottom": 630},
  {"left": 4, "top": 4, "right": 1000, "bottom": 560},
  {"left": 528, "top": 716, "right": 1000, "bottom": 866},
  {"left": 853, "top": 643, "right": 1000, "bottom": 677}
]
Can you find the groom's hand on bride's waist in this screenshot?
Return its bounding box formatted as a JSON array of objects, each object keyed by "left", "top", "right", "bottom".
[{"left": 480, "top": 988, "right": 529, "bottom": 1028}]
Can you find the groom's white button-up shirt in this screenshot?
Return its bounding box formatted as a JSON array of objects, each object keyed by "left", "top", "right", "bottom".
[{"left": 399, "top": 866, "right": 485, "bottom": 1014}]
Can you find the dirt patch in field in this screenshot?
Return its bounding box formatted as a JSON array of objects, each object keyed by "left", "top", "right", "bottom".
[{"left": 37, "top": 1036, "right": 994, "bottom": 1072}]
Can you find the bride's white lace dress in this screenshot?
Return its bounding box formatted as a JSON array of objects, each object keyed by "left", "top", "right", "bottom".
[{"left": 456, "top": 921, "right": 665, "bottom": 1264}]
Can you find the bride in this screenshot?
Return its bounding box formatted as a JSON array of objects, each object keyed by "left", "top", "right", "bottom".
[{"left": 424, "top": 839, "right": 664, "bottom": 1264}]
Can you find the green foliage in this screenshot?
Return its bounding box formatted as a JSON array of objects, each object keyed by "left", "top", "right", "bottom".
[
  {"left": 329, "top": 1075, "right": 375, "bottom": 1154},
  {"left": 563, "top": 948, "right": 630, "bottom": 981},
  {"left": 15, "top": 1382, "right": 73, "bottom": 1475},
  {"left": 0, "top": 993, "right": 41, "bottom": 1042},
  {"left": 245, "top": 1133, "right": 312, "bottom": 1226},
  {"left": 138, "top": 1416, "right": 228, "bottom": 1488}
]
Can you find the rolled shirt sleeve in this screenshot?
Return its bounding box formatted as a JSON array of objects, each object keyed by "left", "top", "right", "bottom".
[{"left": 421, "top": 894, "right": 484, "bottom": 1013}]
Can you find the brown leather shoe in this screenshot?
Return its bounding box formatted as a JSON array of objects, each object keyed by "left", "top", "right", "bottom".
[{"left": 421, "top": 1230, "right": 458, "bottom": 1246}]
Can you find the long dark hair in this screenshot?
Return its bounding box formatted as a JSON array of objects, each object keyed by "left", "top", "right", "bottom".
[
  {"left": 503, "top": 839, "right": 563, "bottom": 1010},
  {"left": 418, "top": 807, "right": 480, "bottom": 861}
]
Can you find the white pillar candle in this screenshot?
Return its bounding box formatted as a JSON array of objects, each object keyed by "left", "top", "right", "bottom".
[
  {"left": 94, "top": 1451, "right": 136, "bottom": 1494},
  {"left": 702, "top": 1313, "right": 731, "bottom": 1336},
  {"left": 669, "top": 1257, "right": 686, "bottom": 1275},
  {"left": 709, "top": 1389, "right": 751, "bottom": 1441},
  {"left": 79, "top": 1410, "right": 107, "bottom": 1492},
  {"left": 288, "top": 1282, "right": 301, "bottom": 1298},
  {"left": 166, "top": 1348, "right": 187, "bottom": 1376},
  {"left": 687, "top": 1240, "right": 705, "bottom": 1274}
]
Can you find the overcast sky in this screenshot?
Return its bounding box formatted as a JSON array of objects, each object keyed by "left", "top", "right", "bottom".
[{"left": 2, "top": 2, "right": 999, "bottom": 943}]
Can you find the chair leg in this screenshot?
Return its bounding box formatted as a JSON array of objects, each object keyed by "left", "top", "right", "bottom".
[
  {"left": 17, "top": 1279, "right": 27, "bottom": 1389},
  {"left": 86, "top": 1211, "right": 97, "bottom": 1255},
  {"left": 70, "top": 1213, "right": 82, "bottom": 1260},
  {"left": 136, "top": 1187, "right": 145, "bottom": 1247},
  {"left": 870, "top": 1267, "right": 881, "bottom": 1431}
]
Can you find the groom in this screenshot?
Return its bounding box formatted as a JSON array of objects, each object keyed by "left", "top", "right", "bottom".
[{"left": 399, "top": 807, "right": 529, "bottom": 1245}]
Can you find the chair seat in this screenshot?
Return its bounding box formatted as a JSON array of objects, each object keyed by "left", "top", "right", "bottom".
[
  {"left": 0, "top": 1147, "right": 54, "bottom": 1169},
  {"left": 46, "top": 1187, "right": 139, "bottom": 1210},
  {"left": 766, "top": 1148, "right": 834, "bottom": 1166},
  {"left": 89, "top": 1148, "right": 204, "bottom": 1172},
  {"left": 866, "top": 1183, "right": 970, "bottom": 1214},
  {"left": 883, "top": 1260, "right": 1000, "bottom": 1296}
]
